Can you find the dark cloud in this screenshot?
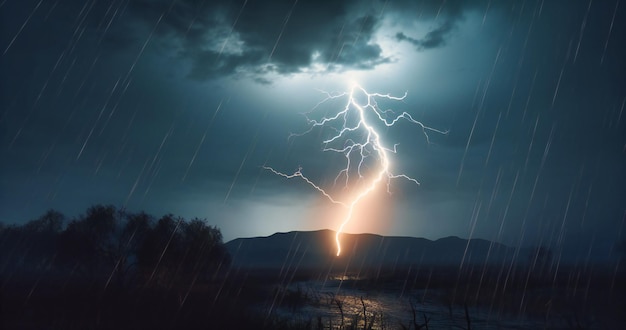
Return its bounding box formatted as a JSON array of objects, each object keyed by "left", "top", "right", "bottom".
[
  {"left": 385, "top": 0, "right": 482, "bottom": 52},
  {"left": 321, "top": 14, "right": 392, "bottom": 69},
  {"left": 121, "top": 0, "right": 393, "bottom": 80},
  {"left": 395, "top": 20, "right": 456, "bottom": 50}
]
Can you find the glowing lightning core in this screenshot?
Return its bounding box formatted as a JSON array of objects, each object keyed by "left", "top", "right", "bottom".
[{"left": 265, "top": 83, "right": 446, "bottom": 256}]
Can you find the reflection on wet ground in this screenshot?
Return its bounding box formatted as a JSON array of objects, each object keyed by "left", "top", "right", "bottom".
[{"left": 256, "top": 279, "right": 599, "bottom": 329}]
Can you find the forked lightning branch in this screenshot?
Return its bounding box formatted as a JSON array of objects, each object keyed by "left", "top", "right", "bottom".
[{"left": 264, "top": 83, "right": 446, "bottom": 256}]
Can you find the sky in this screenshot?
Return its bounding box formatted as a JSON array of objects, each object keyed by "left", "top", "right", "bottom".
[{"left": 1, "top": 0, "right": 625, "bottom": 258}]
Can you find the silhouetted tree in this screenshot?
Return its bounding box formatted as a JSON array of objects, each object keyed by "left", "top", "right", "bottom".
[
  {"left": 137, "top": 215, "right": 230, "bottom": 289},
  {"left": 25, "top": 209, "right": 64, "bottom": 263},
  {"left": 57, "top": 205, "right": 118, "bottom": 279},
  {"left": 25, "top": 209, "right": 64, "bottom": 233},
  {"left": 0, "top": 210, "right": 65, "bottom": 276},
  {"left": 2, "top": 204, "right": 229, "bottom": 294},
  {"left": 137, "top": 214, "right": 184, "bottom": 286},
  {"left": 105, "top": 210, "right": 154, "bottom": 288},
  {"left": 180, "top": 218, "right": 229, "bottom": 277},
  {"left": 1, "top": 205, "right": 237, "bottom": 329}
]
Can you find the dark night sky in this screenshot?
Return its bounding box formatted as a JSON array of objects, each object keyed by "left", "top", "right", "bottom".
[{"left": 1, "top": 0, "right": 625, "bottom": 259}]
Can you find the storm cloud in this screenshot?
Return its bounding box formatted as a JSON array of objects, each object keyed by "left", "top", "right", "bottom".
[
  {"left": 122, "top": 0, "right": 394, "bottom": 79},
  {"left": 1, "top": 0, "right": 625, "bottom": 261},
  {"left": 395, "top": 20, "right": 456, "bottom": 50}
]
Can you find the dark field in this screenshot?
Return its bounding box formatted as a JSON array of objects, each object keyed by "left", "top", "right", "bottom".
[{"left": 2, "top": 263, "right": 625, "bottom": 329}]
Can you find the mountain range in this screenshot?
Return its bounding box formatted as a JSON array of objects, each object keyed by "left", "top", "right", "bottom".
[{"left": 224, "top": 230, "right": 522, "bottom": 273}]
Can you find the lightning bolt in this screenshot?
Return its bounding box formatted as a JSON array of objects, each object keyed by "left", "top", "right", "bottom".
[{"left": 265, "top": 83, "right": 446, "bottom": 256}]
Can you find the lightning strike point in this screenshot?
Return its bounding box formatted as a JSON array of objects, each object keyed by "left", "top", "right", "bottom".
[{"left": 265, "top": 83, "right": 445, "bottom": 256}]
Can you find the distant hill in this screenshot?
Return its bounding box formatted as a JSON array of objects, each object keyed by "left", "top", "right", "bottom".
[{"left": 225, "top": 230, "right": 519, "bottom": 273}]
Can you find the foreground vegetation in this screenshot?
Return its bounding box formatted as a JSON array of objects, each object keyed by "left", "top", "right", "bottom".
[{"left": 0, "top": 205, "right": 244, "bottom": 329}]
